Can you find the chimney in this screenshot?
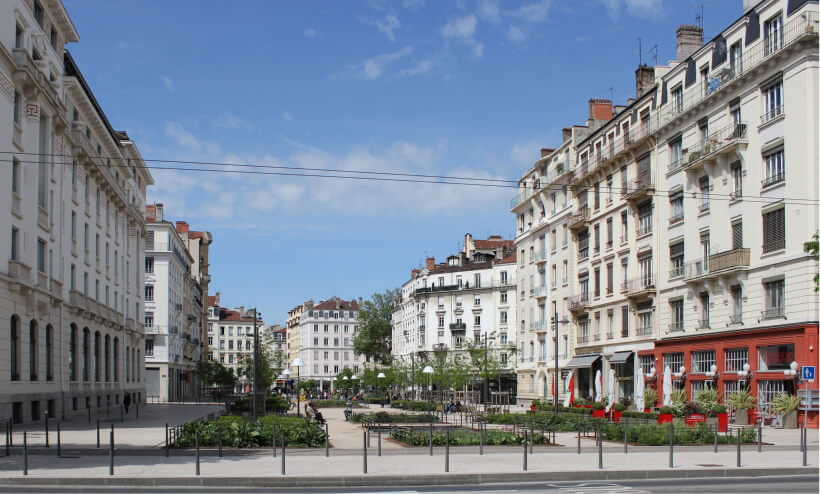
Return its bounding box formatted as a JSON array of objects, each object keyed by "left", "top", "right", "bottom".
[
  {"left": 742, "top": 0, "right": 754, "bottom": 12},
  {"left": 175, "top": 221, "right": 189, "bottom": 234},
  {"left": 635, "top": 65, "right": 655, "bottom": 97},
  {"left": 588, "top": 99, "right": 613, "bottom": 121},
  {"left": 426, "top": 257, "right": 435, "bottom": 270},
  {"left": 336, "top": 299, "right": 341, "bottom": 309},
  {"left": 411, "top": 269, "right": 420, "bottom": 278},
  {"left": 540, "top": 148, "right": 555, "bottom": 158},
  {"left": 676, "top": 24, "right": 703, "bottom": 61},
  {"left": 155, "top": 203, "right": 164, "bottom": 221},
  {"left": 215, "top": 291, "right": 220, "bottom": 305},
  {"left": 562, "top": 128, "right": 572, "bottom": 143},
  {"left": 357, "top": 297, "right": 363, "bottom": 309}
]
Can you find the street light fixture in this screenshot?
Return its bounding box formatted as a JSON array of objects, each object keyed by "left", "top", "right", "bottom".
[
  {"left": 422, "top": 365, "right": 434, "bottom": 401},
  {"left": 291, "top": 357, "right": 304, "bottom": 417},
  {"left": 251, "top": 309, "right": 261, "bottom": 422}
]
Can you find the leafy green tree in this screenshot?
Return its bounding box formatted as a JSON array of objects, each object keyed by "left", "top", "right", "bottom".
[
  {"left": 298, "top": 379, "right": 318, "bottom": 391},
  {"left": 240, "top": 345, "right": 286, "bottom": 391},
  {"left": 353, "top": 288, "right": 400, "bottom": 365},
  {"left": 806, "top": 232, "right": 819, "bottom": 291},
  {"left": 195, "top": 360, "right": 237, "bottom": 398}
]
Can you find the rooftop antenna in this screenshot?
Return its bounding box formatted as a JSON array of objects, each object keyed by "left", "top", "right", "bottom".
[
  {"left": 649, "top": 44, "right": 658, "bottom": 65},
  {"left": 635, "top": 37, "right": 643, "bottom": 66},
  {"left": 697, "top": 4, "right": 711, "bottom": 31},
  {"left": 609, "top": 87, "right": 614, "bottom": 101}
]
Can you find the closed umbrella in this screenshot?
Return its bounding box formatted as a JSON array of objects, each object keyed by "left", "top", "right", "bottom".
[
  {"left": 606, "top": 368, "right": 616, "bottom": 412},
  {"left": 563, "top": 372, "right": 574, "bottom": 407},
  {"left": 634, "top": 368, "right": 645, "bottom": 411},
  {"left": 662, "top": 366, "right": 673, "bottom": 406},
  {"left": 594, "top": 369, "right": 603, "bottom": 403}
]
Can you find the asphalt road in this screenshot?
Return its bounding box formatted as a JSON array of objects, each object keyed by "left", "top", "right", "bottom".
[{"left": 0, "top": 475, "right": 817, "bottom": 493}]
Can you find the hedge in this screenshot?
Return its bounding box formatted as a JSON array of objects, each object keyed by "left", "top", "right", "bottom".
[
  {"left": 601, "top": 421, "right": 757, "bottom": 446},
  {"left": 349, "top": 412, "right": 438, "bottom": 423},
  {"left": 392, "top": 400, "right": 439, "bottom": 412},
  {"left": 390, "top": 428, "right": 549, "bottom": 446},
  {"left": 173, "top": 415, "right": 325, "bottom": 448}
]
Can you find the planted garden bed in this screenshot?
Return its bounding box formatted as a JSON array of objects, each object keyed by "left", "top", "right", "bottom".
[
  {"left": 173, "top": 415, "right": 325, "bottom": 448},
  {"left": 389, "top": 427, "right": 549, "bottom": 446},
  {"left": 349, "top": 411, "right": 438, "bottom": 423}
]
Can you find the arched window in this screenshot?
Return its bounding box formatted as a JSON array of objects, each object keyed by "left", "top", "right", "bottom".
[
  {"left": 10, "top": 315, "right": 20, "bottom": 381},
  {"left": 113, "top": 337, "right": 119, "bottom": 382},
  {"left": 82, "top": 328, "right": 90, "bottom": 381},
  {"left": 104, "top": 335, "right": 110, "bottom": 382},
  {"left": 69, "top": 324, "right": 78, "bottom": 381},
  {"left": 45, "top": 324, "right": 53, "bottom": 381},
  {"left": 136, "top": 350, "right": 140, "bottom": 381},
  {"left": 131, "top": 347, "right": 136, "bottom": 383},
  {"left": 29, "top": 320, "right": 38, "bottom": 381},
  {"left": 125, "top": 347, "right": 130, "bottom": 382},
  {"left": 94, "top": 331, "right": 101, "bottom": 382}
]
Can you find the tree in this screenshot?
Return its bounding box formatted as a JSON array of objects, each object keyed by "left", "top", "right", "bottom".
[
  {"left": 239, "top": 344, "right": 286, "bottom": 391},
  {"left": 353, "top": 288, "right": 400, "bottom": 365},
  {"left": 299, "top": 379, "right": 318, "bottom": 391},
  {"left": 195, "top": 360, "right": 237, "bottom": 398},
  {"left": 806, "top": 232, "right": 819, "bottom": 291}
]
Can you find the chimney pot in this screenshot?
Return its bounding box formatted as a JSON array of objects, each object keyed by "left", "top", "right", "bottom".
[
  {"left": 635, "top": 64, "right": 655, "bottom": 97},
  {"left": 676, "top": 24, "right": 703, "bottom": 61},
  {"left": 588, "top": 99, "right": 613, "bottom": 121},
  {"left": 175, "top": 221, "right": 189, "bottom": 233},
  {"left": 426, "top": 257, "right": 436, "bottom": 270}
]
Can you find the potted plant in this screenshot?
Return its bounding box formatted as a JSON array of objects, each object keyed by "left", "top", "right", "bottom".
[
  {"left": 771, "top": 393, "right": 801, "bottom": 429},
  {"left": 612, "top": 402, "right": 626, "bottom": 423},
  {"left": 726, "top": 390, "right": 755, "bottom": 425},
  {"left": 670, "top": 389, "right": 688, "bottom": 417},
  {"left": 682, "top": 400, "right": 706, "bottom": 426},
  {"left": 658, "top": 405, "right": 675, "bottom": 424},
  {"left": 643, "top": 388, "right": 658, "bottom": 412},
  {"left": 530, "top": 399, "right": 540, "bottom": 412},
  {"left": 712, "top": 404, "right": 728, "bottom": 432},
  {"left": 592, "top": 401, "right": 606, "bottom": 418}
]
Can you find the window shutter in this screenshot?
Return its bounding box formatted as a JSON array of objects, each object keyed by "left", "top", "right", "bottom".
[
  {"left": 763, "top": 208, "right": 785, "bottom": 252},
  {"left": 670, "top": 242, "right": 684, "bottom": 257},
  {"left": 732, "top": 222, "right": 743, "bottom": 250}
]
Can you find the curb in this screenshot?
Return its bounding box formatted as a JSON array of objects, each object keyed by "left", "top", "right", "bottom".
[{"left": 0, "top": 467, "right": 816, "bottom": 488}]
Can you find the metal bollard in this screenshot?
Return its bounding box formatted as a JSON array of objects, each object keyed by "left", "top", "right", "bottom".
[
  {"left": 757, "top": 420, "right": 762, "bottom": 452},
  {"left": 577, "top": 419, "right": 581, "bottom": 454},
  {"left": 714, "top": 424, "right": 718, "bottom": 453},
  {"left": 109, "top": 426, "right": 114, "bottom": 476},
  {"left": 23, "top": 431, "right": 28, "bottom": 476},
  {"left": 479, "top": 423, "right": 484, "bottom": 456},
  {"left": 165, "top": 423, "right": 169, "bottom": 457},
  {"left": 281, "top": 429, "right": 286, "bottom": 475},
  {"left": 5, "top": 421, "right": 9, "bottom": 456},
  {"left": 120, "top": 405, "right": 124, "bottom": 423},
  {"left": 136, "top": 402, "right": 139, "bottom": 419},
  {"left": 44, "top": 411, "right": 49, "bottom": 448},
  {"left": 271, "top": 425, "right": 275, "bottom": 458},
  {"left": 736, "top": 428, "right": 741, "bottom": 468},
  {"left": 367, "top": 425, "right": 371, "bottom": 448},
  {"left": 803, "top": 426, "right": 808, "bottom": 467},
  {"left": 87, "top": 407, "right": 91, "bottom": 424},
  {"left": 668, "top": 422, "right": 674, "bottom": 468},
  {"left": 362, "top": 430, "right": 367, "bottom": 474},
  {"left": 195, "top": 430, "right": 200, "bottom": 476},
  {"left": 219, "top": 424, "right": 223, "bottom": 457},
  {"left": 377, "top": 429, "right": 381, "bottom": 457},
  {"left": 522, "top": 431, "right": 527, "bottom": 471},
  {"left": 325, "top": 423, "right": 329, "bottom": 457},
  {"left": 429, "top": 422, "right": 433, "bottom": 456},
  {"left": 57, "top": 422, "right": 61, "bottom": 458},
  {"left": 445, "top": 429, "right": 450, "bottom": 473},
  {"left": 97, "top": 419, "right": 100, "bottom": 448},
  {"left": 598, "top": 421, "right": 603, "bottom": 470},
  {"left": 623, "top": 418, "right": 628, "bottom": 454}
]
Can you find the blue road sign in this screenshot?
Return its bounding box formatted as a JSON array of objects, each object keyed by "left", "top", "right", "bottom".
[{"left": 802, "top": 366, "right": 815, "bottom": 382}]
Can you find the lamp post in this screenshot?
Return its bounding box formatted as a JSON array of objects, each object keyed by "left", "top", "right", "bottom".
[
  {"left": 738, "top": 363, "right": 753, "bottom": 389},
  {"left": 423, "top": 365, "right": 434, "bottom": 401},
  {"left": 377, "top": 372, "right": 386, "bottom": 406},
  {"left": 482, "top": 334, "right": 489, "bottom": 412},
  {"left": 282, "top": 368, "right": 291, "bottom": 395},
  {"left": 552, "top": 311, "right": 568, "bottom": 413},
  {"left": 251, "top": 309, "right": 261, "bottom": 422},
  {"left": 291, "top": 358, "right": 304, "bottom": 417},
  {"left": 352, "top": 374, "right": 359, "bottom": 397}
]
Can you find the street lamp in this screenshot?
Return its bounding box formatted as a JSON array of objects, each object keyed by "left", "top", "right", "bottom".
[
  {"left": 422, "top": 365, "right": 434, "bottom": 401},
  {"left": 352, "top": 374, "right": 359, "bottom": 396},
  {"left": 738, "top": 363, "right": 753, "bottom": 389},
  {"left": 705, "top": 364, "right": 720, "bottom": 388},
  {"left": 251, "top": 309, "right": 261, "bottom": 422},
  {"left": 377, "top": 372, "right": 386, "bottom": 406},
  {"left": 291, "top": 357, "right": 304, "bottom": 417},
  {"left": 552, "top": 311, "right": 569, "bottom": 413}
]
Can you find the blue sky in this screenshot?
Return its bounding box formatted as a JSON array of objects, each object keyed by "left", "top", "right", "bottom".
[{"left": 63, "top": 0, "right": 742, "bottom": 326}]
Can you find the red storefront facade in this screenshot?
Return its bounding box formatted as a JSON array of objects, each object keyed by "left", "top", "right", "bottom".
[{"left": 638, "top": 323, "right": 819, "bottom": 428}]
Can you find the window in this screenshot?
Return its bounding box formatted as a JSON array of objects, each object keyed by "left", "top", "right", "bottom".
[
  {"left": 758, "top": 343, "right": 794, "bottom": 371},
  {"left": 724, "top": 348, "right": 748, "bottom": 373},
  {"left": 730, "top": 41, "right": 742, "bottom": 74},
  {"left": 690, "top": 350, "right": 715, "bottom": 374},
  {"left": 500, "top": 291, "right": 507, "bottom": 304},
  {"left": 669, "top": 241, "right": 684, "bottom": 279},
  {"left": 474, "top": 294, "right": 481, "bottom": 306},
  {"left": 637, "top": 202, "right": 652, "bottom": 236},
  {"left": 669, "top": 191, "right": 684, "bottom": 223},
  {"left": 699, "top": 292, "right": 710, "bottom": 328},
  {"left": 593, "top": 268, "right": 600, "bottom": 297},
  {"left": 594, "top": 182, "right": 600, "bottom": 209},
  {"left": 730, "top": 163, "right": 742, "bottom": 200},
  {"left": 606, "top": 263, "right": 613, "bottom": 294},
  {"left": 145, "top": 257, "right": 154, "bottom": 273},
  {"left": 731, "top": 220, "right": 743, "bottom": 250},
  {"left": 145, "top": 339, "right": 154, "bottom": 357},
  {"left": 474, "top": 314, "right": 481, "bottom": 326},
  {"left": 562, "top": 224, "right": 568, "bottom": 246},
  {"left": 620, "top": 306, "right": 629, "bottom": 338},
  {"left": 500, "top": 311, "right": 508, "bottom": 324},
  {"left": 562, "top": 260, "right": 568, "bottom": 284},
  {"left": 764, "top": 14, "right": 783, "bottom": 55},
  {"left": 36, "top": 238, "right": 46, "bottom": 274},
  {"left": 593, "top": 224, "right": 600, "bottom": 253},
  {"left": 669, "top": 138, "right": 682, "bottom": 170},
  {"left": 762, "top": 207, "right": 785, "bottom": 253},
  {"left": 762, "top": 80, "right": 783, "bottom": 123},
  {"left": 10, "top": 227, "right": 19, "bottom": 261},
  {"left": 699, "top": 177, "right": 710, "bottom": 211},
  {"left": 620, "top": 211, "right": 628, "bottom": 244},
  {"left": 663, "top": 352, "right": 684, "bottom": 372},
  {"left": 438, "top": 316, "right": 444, "bottom": 328},
  {"left": 144, "top": 285, "right": 154, "bottom": 301},
  {"left": 12, "top": 157, "right": 20, "bottom": 194},
  {"left": 671, "top": 84, "right": 683, "bottom": 113},
  {"left": 762, "top": 149, "right": 784, "bottom": 187},
  {"left": 10, "top": 316, "right": 20, "bottom": 381},
  {"left": 731, "top": 285, "right": 743, "bottom": 323},
  {"left": 763, "top": 279, "right": 785, "bottom": 318},
  {"left": 700, "top": 65, "right": 710, "bottom": 97},
  {"left": 670, "top": 299, "right": 684, "bottom": 331},
  {"left": 606, "top": 175, "right": 613, "bottom": 204}
]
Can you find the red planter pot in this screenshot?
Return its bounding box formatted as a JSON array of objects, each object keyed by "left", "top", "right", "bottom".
[
  {"left": 584, "top": 405, "right": 593, "bottom": 409},
  {"left": 530, "top": 405, "right": 537, "bottom": 411},
  {"left": 747, "top": 410, "right": 759, "bottom": 424},
  {"left": 644, "top": 408, "right": 650, "bottom": 413},
  {"left": 684, "top": 414, "right": 706, "bottom": 427},
  {"left": 592, "top": 409, "right": 606, "bottom": 419},
  {"left": 612, "top": 410, "right": 622, "bottom": 423},
  {"left": 658, "top": 413, "right": 674, "bottom": 425},
  {"left": 717, "top": 412, "right": 728, "bottom": 432}
]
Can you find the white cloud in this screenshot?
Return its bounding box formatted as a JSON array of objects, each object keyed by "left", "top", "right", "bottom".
[
  {"left": 361, "top": 14, "right": 402, "bottom": 41},
  {"left": 213, "top": 112, "right": 254, "bottom": 130},
  {"left": 507, "top": 0, "right": 552, "bottom": 23},
  {"left": 303, "top": 28, "right": 319, "bottom": 38},
  {"left": 334, "top": 46, "right": 415, "bottom": 80},
  {"left": 403, "top": 0, "right": 424, "bottom": 9},
  {"left": 602, "top": 0, "right": 664, "bottom": 20},
  {"left": 281, "top": 112, "right": 293, "bottom": 121},
  {"left": 161, "top": 76, "right": 175, "bottom": 92},
  {"left": 507, "top": 26, "right": 526, "bottom": 44},
  {"left": 477, "top": 0, "right": 501, "bottom": 22},
  {"left": 442, "top": 14, "right": 484, "bottom": 57},
  {"left": 395, "top": 57, "right": 437, "bottom": 78},
  {"left": 164, "top": 121, "right": 201, "bottom": 152}
]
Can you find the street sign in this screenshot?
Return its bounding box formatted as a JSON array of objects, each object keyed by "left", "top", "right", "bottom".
[{"left": 802, "top": 366, "right": 815, "bottom": 382}]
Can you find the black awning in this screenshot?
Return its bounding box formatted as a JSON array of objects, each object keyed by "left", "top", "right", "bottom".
[
  {"left": 608, "top": 351, "right": 633, "bottom": 364},
  {"left": 564, "top": 354, "right": 601, "bottom": 369}
]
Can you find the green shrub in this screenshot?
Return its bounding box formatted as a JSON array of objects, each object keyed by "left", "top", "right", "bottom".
[
  {"left": 711, "top": 404, "right": 727, "bottom": 415},
  {"left": 390, "top": 428, "right": 549, "bottom": 447},
  {"left": 310, "top": 399, "right": 349, "bottom": 408},
  {"left": 599, "top": 421, "right": 756, "bottom": 446},
  {"left": 613, "top": 403, "right": 626, "bottom": 412},
  {"left": 622, "top": 410, "right": 659, "bottom": 420},
  {"left": 682, "top": 400, "right": 703, "bottom": 416},
  {"left": 771, "top": 393, "right": 800, "bottom": 415},
  {"left": 726, "top": 390, "right": 755, "bottom": 411},
  {"left": 173, "top": 415, "right": 325, "bottom": 448},
  {"left": 349, "top": 412, "right": 437, "bottom": 424},
  {"left": 643, "top": 388, "right": 658, "bottom": 409},
  {"left": 659, "top": 405, "right": 675, "bottom": 415},
  {"left": 592, "top": 402, "right": 605, "bottom": 411}
]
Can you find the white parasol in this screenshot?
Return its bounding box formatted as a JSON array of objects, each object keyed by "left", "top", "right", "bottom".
[
  {"left": 594, "top": 369, "right": 602, "bottom": 403},
  {"left": 606, "top": 368, "right": 616, "bottom": 412},
  {"left": 563, "top": 371, "right": 573, "bottom": 407},
  {"left": 662, "top": 366, "right": 673, "bottom": 406},
  {"left": 635, "top": 367, "right": 645, "bottom": 411}
]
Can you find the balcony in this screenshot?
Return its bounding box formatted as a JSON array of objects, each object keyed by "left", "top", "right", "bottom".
[
  {"left": 653, "top": 12, "right": 818, "bottom": 131},
  {"left": 621, "top": 275, "right": 655, "bottom": 299},
  {"left": 568, "top": 293, "right": 589, "bottom": 312},
  {"left": 8, "top": 260, "right": 32, "bottom": 284},
  {"left": 449, "top": 323, "right": 466, "bottom": 330},
  {"left": 534, "top": 285, "right": 548, "bottom": 299},
  {"left": 636, "top": 326, "right": 653, "bottom": 336},
  {"left": 681, "top": 123, "right": 748, "bottom": 172},
  {"left": 684, "top": 248, "right": 750, "bottom": 281},
  {"left": 533, "top": 320, "right": 549, "bottom": 332},
  {"left": 762, "top": 307, "right": 785, "bottom": 320},
  {"left": 577, "top": 335, "right": 589, "bottom": 344},
  {"left": 568, "top": 208, "right": 590, "bottom": 231},
  {"left": 668, "top": 321, "right": 684, "bottom": 332},
  {"left": 622, "top": 172, "right": 654, "bottom": 202},
  {"left": 696, "top": 319, "right": 710, "bottom": 330},
  {"left": 534, "top": 251, "right": 548, "bottom": 263},
  {"left": 730, "top": 313, "right": 743, "bottom": 325}
]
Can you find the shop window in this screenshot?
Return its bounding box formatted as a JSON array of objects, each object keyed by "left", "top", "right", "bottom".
[{"left": 757, "top": 343, "right": 794, "bottom": 371}]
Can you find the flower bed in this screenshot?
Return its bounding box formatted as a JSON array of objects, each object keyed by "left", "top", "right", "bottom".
[
  {"left": 310, "top": 399, "right": 363, "bottom": 408},
  {"left": 600, "top": 421, "right": 757, "bottom": 446},
  {"left": 392, "top": 400, "right": 439, "bottom": 412},
  {"left": 389, "top": 428, "right": 549, "bottom": 446},
  {"left": 173, "top": 415, "right": 325, "bottom": 448},
  {"left": 349, "top": 411, "right": 438, "bottom": 423}
]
